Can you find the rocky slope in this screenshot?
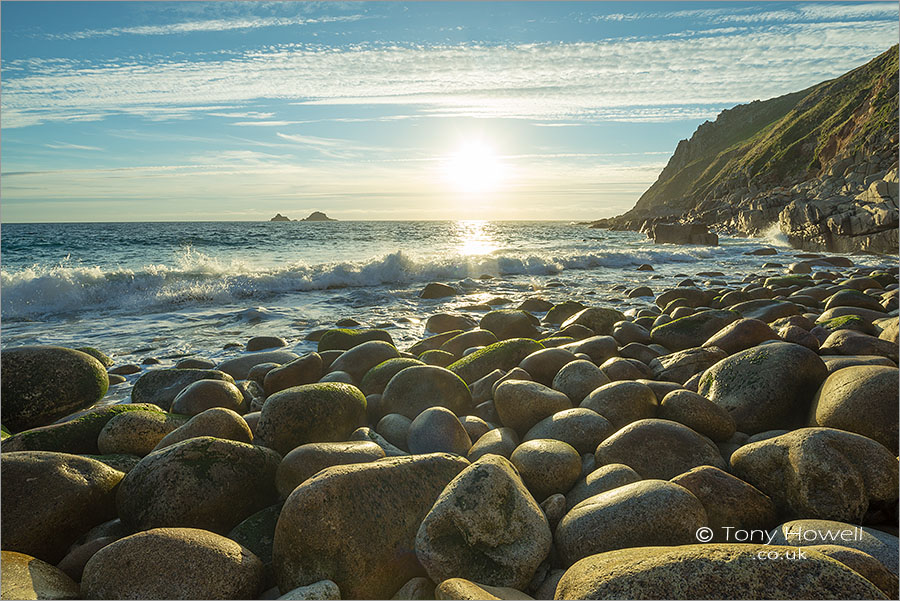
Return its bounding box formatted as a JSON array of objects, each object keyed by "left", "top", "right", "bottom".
[{"left": 596, "top": 46, "right": 898, "bottom": 253}]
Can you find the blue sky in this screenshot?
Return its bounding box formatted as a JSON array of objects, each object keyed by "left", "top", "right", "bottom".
[{"left": 1, "top": 1, "right": 897, "bottom": 222}]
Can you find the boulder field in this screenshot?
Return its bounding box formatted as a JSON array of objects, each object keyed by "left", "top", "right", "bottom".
[{"left": 1, "top": 259, "right": 898, "bottom": 600}]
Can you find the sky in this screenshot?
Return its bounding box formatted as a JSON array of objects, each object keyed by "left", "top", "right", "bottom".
[{"left": 1, "top": 1, "right": 897, "bottom": 222}]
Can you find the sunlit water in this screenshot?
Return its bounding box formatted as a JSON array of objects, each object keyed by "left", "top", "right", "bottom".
[{"left": 1, "top": 220, "right": 890, "bottom": 402}]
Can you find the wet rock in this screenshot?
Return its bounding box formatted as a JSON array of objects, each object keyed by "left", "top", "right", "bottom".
[
  {"left": 579, "top": 381, "right": 657, "bottom": 429},
  {"left": 594, "top": 418, "right": 725, "bottom": 479},
  {"left": 2, "top": 346, "right": 110, "bottom": 432},
  {"left": 543, "top": 301, "right": 586, "bottom": 326},
  {"left": 273, "top": 453, "right": 469, "bottom": 599},
  {"left": 698, "top": 342, "right": 828, "bottom": 434},
  {"left": 809, "top": 365, "right": 898, "bottom": 450},
  {"left": 408, "top": 407, "right": 472, "bottom": 456},
  {"left": 670, "top": 465, "right": 777, "bottom": 541},
  {"left": 247, "top": 336, "right": 288, "bottom": 351},
  {"left": 649, "top": 346, "right": 727, "bottom": 384},
  {"left": 560, "top": 308, "right": 626, "bottom": 337},
  {"left": 1, "top": 551, "right": 79, "bottom": 600},
  {"left": 132, "top": 368, "right": 235, "bottom": 411},
  {"left": 415, "top": 455, "right": 551, "bottom": 590},
  {"left": 381, "top": 365, "right": 472, "bottom": 419},
  {"left": 328, "top": 341, "right": 400, "bottom": 383},
  {"left": 523, "top": 408, "right": 614, "bottom": 455},
  {"left": 701, "top": 318, "right": 779, "bottom": 354},
  {"left": 510, "top": 439, "right": 581, "bottom": 501},
  {"left": 2, "top": 452, "right": 123, "bottom": 563},
  {"left": 263, "top": 353, "right": 324, "bottom": 395},
  {"left": 82, "top": 527, "right": 264, "bottom": 599},
  {"left": 555, "top": 479, "right": 708, "bottom": 565},
  {"left": 175, "top": 356, "right": 217, "bottom": 369},
  {"left": 481, "top": 310, "right": 540, "bottom": 340},
  {"left": 171, "top": 379, "right": 245, "bottom": 416},
  {"left": 658, "top": 390, "right": 735, "bottom": 442},
  {"left": 820, "top": 329, "right": 899, "bottom": 362},
  {"left": 276, "top": 441, "right": 385, "bottom": 498},
  {"left": 425, "top": 314, "right": 477, "bottom": 335},
  {"left": 494, "top": 380, "right": 572, "bottom": 436},
  {"left": 217, "top": 351, "right": 300, "bottom": 380},
  {"left": 256, "top": 383, "right": 367, "bottom": 455},
  {"left": 117, "top": 436, "right": 280, "bottom": 533},
  {"left": 421, "top": 282, "right": 458, "bottom": 299},
  {"left": 650, "top": 309, "right": 739, "bottom": 351},
  {"left": 554, "top": 544, "right": 887, "bottom": 599},
  {"left": 731, "top": 428, "right": 898, "bottom": 523},
  {"left": 551, "top": 360, "right": 609, "bottom": 404}
]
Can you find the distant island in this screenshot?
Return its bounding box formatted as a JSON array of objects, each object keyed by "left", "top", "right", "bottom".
[{"left": 269, "top": 211, "right": 337, "bottom": 222}]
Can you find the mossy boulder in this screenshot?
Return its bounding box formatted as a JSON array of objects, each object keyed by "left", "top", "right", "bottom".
[
  {"left": 543, "top": 300, "right": 586, "bottom": 325},
  {"left": 555, "top": 544, "right": 887, "bottom": 599},
  {"left": 154, "top": 407, "right": 253, "bottom": 452},
  {"left": 117, "top": 436, "right": 281, "bottom": 534},
  {"left": 256, "top": 383, "right": 367, "bottom": 455},
  {"left": 408, "top": 330, "right": 464, "bottom": 356},
  {"left": 317, "top": 328, "right": 393, "bottom": 352},
  {"left": 328, "top": 341, "right": 400, "bottom": 383},
  {"left": 0, "top": 403, "right": 162, "bottom": 454},
  {"left": 2, "top": 451, "right": 124, "bottom": 563},
  {"left": 76, "top": 346, "right": 114, "bottom": 368},
  {"left": 273, "top": 453, "right": 470, "bottom": 599},
  {"left": 764, "top": 274, "right": 814, "bottom": 288},
  {"left": 80, "top": 453, "right": 142, "bottom": 473},
  {"left": 818, "top": 314, "right": 878, "bottom": 335},
  {"left": 81, "top": 527, "right": 264, "bottom": 600},
  {"left": 217, "top": 351, "right": 300, "bottom": 381},
  {"left": 698, "top": 342, "right": 828, "bottom": 434},
  {"left": 131, "top": 368, "right": 234, "bottom": 411},
  {"left": 380, "top": 366, "right": 472, "bottom": 420},
  {"left": 561, "top": 307, "right": 626, "bottom": 336},
  {"left": 360, "top": 358, "right": 424, "bottom": 395},
  {"left": 97, "top": 409, "right": 188, "bottom": 456},
  {"left": 650, "top": 310, "right": 739, "bottom": 351},
  {"left": 480, "top": 310, "right": 540, "bottom": 340},
  {"left": 2, "top": 346, "right": 110, "bottom": 432},
  {"left": 448, "top": 339, "right": 544, "bottom": 385}
]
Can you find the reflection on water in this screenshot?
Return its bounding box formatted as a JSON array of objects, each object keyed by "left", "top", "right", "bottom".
[{"left": 456, "top": 220, "right": 500, "bottom": 256}]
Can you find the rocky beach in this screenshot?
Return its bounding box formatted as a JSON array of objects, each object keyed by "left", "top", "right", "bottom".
[{"left": 2, "top": 246, "right": 899, "bottom": 599}]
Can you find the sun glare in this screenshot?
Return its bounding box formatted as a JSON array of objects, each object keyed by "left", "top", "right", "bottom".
[{"left": 442, "top": 140, "right": 506, "bottom": 195}]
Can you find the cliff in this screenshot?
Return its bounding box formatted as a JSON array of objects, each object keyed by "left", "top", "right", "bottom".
[{"left": 599, "top": 46, "right": 899, "bottom": 253}]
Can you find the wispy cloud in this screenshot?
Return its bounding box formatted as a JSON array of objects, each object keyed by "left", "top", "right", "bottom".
[
  {"left": 45, "top": 142, "right": 103, "bottom": 151},
  {"left": 46, "top": 14, "right": 369, "bottom": 40},
  {"left": 3, "top": 19, "right": 896, "bottom": 128},
  {"left": 589, "top": 3, "right": 898, "bottom": 24}
]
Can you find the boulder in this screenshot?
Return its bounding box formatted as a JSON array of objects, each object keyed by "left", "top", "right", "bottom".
[
  {"left": 579, "top": 381, "right": 657, "bottom": 429},
  {"left": 424, "top": 314, "right": 476, "bottom": 335},
  {"left": 701, "top": 318, "right": 779, "bottom": 354},
  {"left": 670, "top": 465, "right": 777, "bottom": 541},
  {"left": 317, "top": 328, "right": 393, "bottom": 353},
  {"left": 557, "top": 336, "right": 617, "bottom": 364},
  {"left": 81, "top": 527, "right": 264, "bottom": 599},
  {"left": 805, "top": 545, "right": 898, "bottom": 599},
  {"left": 407, "top": 407, "right": 472, "bottom": 456},
  {"left": 730, "top": 428, "right": 898, "bottom": 523},
  {"left": 649, "top": 347, "right": 727, "bottom": 384},
  {"left": 594, "top": 418, "right": 726, "bottom": 479},
  {"left": 276, "top": 441, "right": 385, "bottom": 498},
  {"left": 551, "top": 360, "right": 610, "bottom": 404},
  {"left": 1, "top": 452, "right": 123, "bottom": 563},
  {"left": 377, "top": 413, "right": 412, "bottom": 451},
  {"left": 523, "top": 408, "right": 615, "bottom": 455},
  {"left": 658, "top": 390, "right": 735, "bottom": 442},
  {"left": 493, "top": 381, "right": 572, "bottom": 436},
  {"left": 171, "top": 379, "right": 245, "bottom": 416},
  {"left": 1, "top": 346, "right": 109, "bottom": 432},
  {"left": 730, "top": 299, "right": 802, "bottom": 322},
  {"left": 217, "top": 351, "right": 300, "bottom": 380},
  {"left": 0, "top": 551, "right": 79, "bottom": 600},
  {"left": 97, "top": 410, "right": 187, "bottom": 456},
  {"left": 256, "top": 383, "right": 367, "bottom": 455},
  {"left": 328, "top": 341, "right": 400, "bottom": 383},
  {"left": 131, "top": 368, "right": 234, "bottom": 410},
  {"left": 468, "top": 428, "right": 519, "bottom": 461},
  {"left": 227, "top": 504, "right": 281, "bottom": 588},
  {"left": 565, "top": 463, "right": 642, "bottom": 511},
  {"left": 808, "top": 365, "right": 898, "bottom": 450},
  {"left": 435, "top": 579, "right": 533, "bottom": 600},
  {"left": 263, "top": 353, "right": 324, "bottom": 395},
  {"left": 380, "top": 365, "right": 472, "bottom": 420},
  {"left": 769, "top": 519, "right": 899, "bottom": 576},
  {"left": 420, "top": 283, "right": 458, "bottom": 299},
  {"left": 117, "top": 436, "right": 280, "bottom": 533},
  {"left": 273, "top": 453, "right": 469, "bottom": 599},
  {"left": 519, "top": 348, "right": 577, "bottom": 386},
  {"left": 510, "top": 439, "right": 582, "bottom": 501},
  {"left": 698, "top": 342, "right": 828, "bottom": 434},
  {"left": 819, "top": 329, "right": 899, "bottom": 362},
  {"left": 560, "top": 308, "right": 626, "bottom": 337},
  {"left": 442, "top": 330, "right": 499, "bottom": 357},
  {"left": 0, "top": 403, "right": 162, "bottom": 454},
  {"left": 555, "top": 479, "right": 708, "bottom": 565},
  {"left": 153, "top": 407, "right": 252, "bottom": 451},
  {"left": 349, "top": 427, "right": 408, "bottom": 457},
  {"left": 554, "top": 544, "right": 887, "bottom": 599},
  {"left": 650, "top": 310, "right": 738, "bottom": 351},
  {"left": 415, "top": 455, "right": 551, "bottom": 590},
  {"left": 360, "top": 358, "right": 424, "bottom": 395},
  {"left": 279, "top": 580, "right": 342, "bottom": 600}
]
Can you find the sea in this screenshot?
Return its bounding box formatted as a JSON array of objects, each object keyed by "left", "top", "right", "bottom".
[{"left": 1, "top": 220, "right": 891, "bottom": 403}]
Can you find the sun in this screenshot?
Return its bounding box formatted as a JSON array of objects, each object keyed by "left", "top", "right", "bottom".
[{"left": 442, "top": 140, "right": 506, "bottom": 195}]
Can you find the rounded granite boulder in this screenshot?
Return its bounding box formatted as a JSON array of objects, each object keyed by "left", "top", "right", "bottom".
[
  {"left": 116, "top": 436, "right": 281, "bottom": 534},
  {"left": 0, "top": 550, "right": 80, "bottom": 600},
  {"left": 1, "top": 346, "right": 109, "bottom": 432},
  {"left": 153, "top": 407, "right": 253, "bottom": 451},
  {"left": 256, "top": 383, "right": 367, "bottom": 455},
  {"left": 407, "top": 406, "right": 472, "bottom": 456},
  {"left": 276, "top": 441, "right": 385, "bottom": 498},
  {"left": 494, "top": 380, "right": 573, "bottom": 436},
  {"left": 380, "top": 365, "right": 472, "bottom": 420},
  {"left": 81, "top": 527, "right": 264, "bottom": 599}
]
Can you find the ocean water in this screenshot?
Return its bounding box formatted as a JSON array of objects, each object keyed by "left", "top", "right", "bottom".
[{"left": 1, "top": 220, "right": 889, "bottom": 403}]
